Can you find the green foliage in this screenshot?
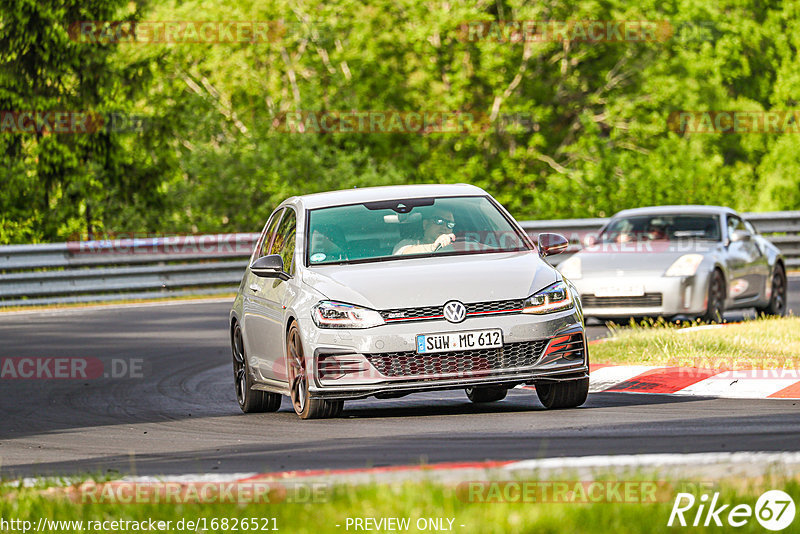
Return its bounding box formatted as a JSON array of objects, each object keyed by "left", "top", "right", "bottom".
[
  {"left": 1, "top": 0, "right": 799, "bottom": 243},
  {"left": 756, "top": 136, "right": 800, "bottom": 211},
  {"left": 0, "top": 0, "right": 176, "bottom": 242}
]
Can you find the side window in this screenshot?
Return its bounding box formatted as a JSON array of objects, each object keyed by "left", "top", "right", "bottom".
[
  {"left": 258, "top": 209, "right": 284, "bottom": 259},
  {"left": 727, "top": 215, "right": 743, "bottom": 237},
  {"left": 271, "top": 209, "right": 297, "bottom": 275}
]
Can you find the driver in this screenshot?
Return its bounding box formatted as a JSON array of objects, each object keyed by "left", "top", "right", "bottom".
[
  {"left": 647, "top": 222, "right": 668, "bottom": 240},
  {"left": 393, "top": 208, "right": 456, "bottom": 255}
]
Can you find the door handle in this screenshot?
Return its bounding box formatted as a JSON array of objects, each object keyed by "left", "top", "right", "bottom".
[{"left": 248, "top": 283, "right": 259, "bottom": 293}]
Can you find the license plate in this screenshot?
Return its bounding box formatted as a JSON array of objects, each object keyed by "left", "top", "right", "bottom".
[
  {"left": 416, "top": 329, "right": 503, "bottom": 354},
  {"left": 594, "top": 284, "right": 645, "bottom": 297}
]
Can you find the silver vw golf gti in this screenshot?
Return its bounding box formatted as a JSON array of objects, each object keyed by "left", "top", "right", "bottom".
[{"left": 230, "top": 184, "right": 588, "bottom": 419}]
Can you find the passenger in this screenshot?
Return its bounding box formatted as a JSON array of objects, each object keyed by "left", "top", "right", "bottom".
[
  {"left": 647, "top": 222, "right": 668, "bottom": 240},
  {"left": 393, "top": 209, "right": 456, "bottom": 255}
]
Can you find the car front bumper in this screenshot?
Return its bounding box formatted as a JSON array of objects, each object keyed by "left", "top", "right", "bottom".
[
  {"left": 299, "top": 309, "right": 588, "bottom": 400},
  {"left": 571, "top": 271, "right": 712, "bottom": 318}
]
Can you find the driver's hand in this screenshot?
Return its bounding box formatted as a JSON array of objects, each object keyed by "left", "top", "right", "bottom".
[{"left": 433, "top": 233, "right": 456, "bottom": 251}]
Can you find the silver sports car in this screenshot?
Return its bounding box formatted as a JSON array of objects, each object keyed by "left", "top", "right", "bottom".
[
  {"left": 230, "top": 184, "right": 588, "bottom": 419},
  {"left": 557, "top": 205, "right": 787, "bottom": 322}
]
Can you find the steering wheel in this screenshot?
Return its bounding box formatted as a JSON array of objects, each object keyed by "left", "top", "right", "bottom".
[{"left": 438, "top": 234, "right": 489, "bottom": 252}]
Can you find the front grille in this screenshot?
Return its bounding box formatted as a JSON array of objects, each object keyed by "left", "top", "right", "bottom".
[
  {"left": 581, "top": 293, "right": 663, "bottom": 308},
  {"left": 365, "top": 339, "right": 548, "bottom": 378},
  {"left": 381, "top": 305, "right": 442, "bottom": 321},
  {"left": 380, "top": 299, "right": 525, "bottom": 323},
  {"left": 468, "top": 299, "right": 525, "bottom": 314}
]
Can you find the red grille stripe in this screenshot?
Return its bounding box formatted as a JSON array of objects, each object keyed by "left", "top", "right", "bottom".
[{"left": 385, "top": 315, "right": 444, "bottom": 322}]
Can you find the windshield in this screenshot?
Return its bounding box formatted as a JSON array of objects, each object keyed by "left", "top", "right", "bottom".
[
  {"left": 306, "top": 196, "right": 531, "bottom": 265},
  {"left": 598, "top": 214, "right": 721, "bottom": 243}
]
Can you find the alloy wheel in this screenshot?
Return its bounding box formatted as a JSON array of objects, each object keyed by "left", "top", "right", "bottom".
[
  {"left": 232, "top": 324, "right": 247, "bottom": 406},
  {"left": 704, "top": 271, "right": 725, "bottom": 323},
  {"left": 772, "top": 267, "right": 787, "bottom": 315},
  {"left": 288, "top": 325, "right": 307, "bottom": 414}
]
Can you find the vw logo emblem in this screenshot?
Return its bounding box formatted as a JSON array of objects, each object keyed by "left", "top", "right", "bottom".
[{"left": 443, "top": 300, "right": 467, "bottom": 323}]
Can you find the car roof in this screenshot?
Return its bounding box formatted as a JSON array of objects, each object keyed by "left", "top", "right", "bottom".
[
  {"left": 611, "top": 205, "right": 738, "bottom": 218},
  {"left": 288, "top": 184, "right": 487, "bottom": 210}
]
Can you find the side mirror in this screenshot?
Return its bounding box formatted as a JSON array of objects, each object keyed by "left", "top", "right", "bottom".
[
  {"left": 730, "top": 230, "right": 752, "bottom": 243},
  {"left": 250, "top": 254, "right": 290, "bottom": 280},
  {"left": 538, "top": 233, "right": 569, "bottom": 256}
]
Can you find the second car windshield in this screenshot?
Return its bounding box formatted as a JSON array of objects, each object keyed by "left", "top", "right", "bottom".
[
  {"left": 599, "top": 214, "right": 721, "bottom": 243},
  {"left": 306, "top": 196, "right": 530, "bottom": 265}
]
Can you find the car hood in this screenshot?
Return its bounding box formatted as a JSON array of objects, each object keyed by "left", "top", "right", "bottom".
[
  {"left": 572, "top": 242, "right": 723, "bottom": 275},
  {"left": 302, "top": 251, "right": 558, "bottom": 309}
]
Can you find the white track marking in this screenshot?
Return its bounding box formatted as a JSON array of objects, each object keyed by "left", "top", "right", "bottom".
[
  {"left": 506, "top": 451, "right": 800, "bottom": 471},
  {"left": 676, "top": 371, "right": 799, "bottom": 398}
]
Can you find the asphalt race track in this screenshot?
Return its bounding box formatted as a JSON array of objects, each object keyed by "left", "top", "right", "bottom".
[{"left": 1, "top": 276, "right": 798, "bottom": 479}]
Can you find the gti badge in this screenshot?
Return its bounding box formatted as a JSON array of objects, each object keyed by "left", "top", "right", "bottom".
[{"left": 443, "top": 300, "right": 467, "bottom": 323}]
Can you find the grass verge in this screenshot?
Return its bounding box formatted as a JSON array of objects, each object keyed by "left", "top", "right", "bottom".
[
  {"left": 1, "top": 475, "right": 798, "bottom": 533},
  {"left": 591, "top": 316, "right": 800, "bottom": 368}
]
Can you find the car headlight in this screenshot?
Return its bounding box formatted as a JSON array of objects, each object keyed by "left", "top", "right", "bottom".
[
  {"left": 558, "top": 256, "right": 582, "bottom": 280},
  {"left": 312, "top": 301, "right": 385, "bottom": 329},
  {"left": 522, "top": 281, "right": 574, "bottom": 314},
  {"left": 665, "top": 254, "right": 704, "bottom": 277}
]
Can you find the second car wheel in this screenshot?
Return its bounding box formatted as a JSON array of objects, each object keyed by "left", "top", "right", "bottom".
[
  {"left": 535, "top": 377, "right": 589, "bottom": 409},
  {"left": 286, "top": 322, "right": 343, "bottom": 419},
  {"left": 465, "top": 387, "right": 507, "bottom": 403},
  {"left": 756, "top": 263, "right": 787, "bottom": 317},
  {"left": 701, "top": 270, "right": 726, "bottom": 323}
]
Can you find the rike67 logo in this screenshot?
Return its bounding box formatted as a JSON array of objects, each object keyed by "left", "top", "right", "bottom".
[{"left": 668, "top": 490, "right": 796, "bottom": 530}]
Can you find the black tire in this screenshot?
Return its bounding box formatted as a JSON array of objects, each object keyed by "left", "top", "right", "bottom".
[
  {"left": 232, "top": 323, "right": 281, "bottom": 413},
  {"left": 536, "top": 378, "right": 589, "bottom": 409},
  {"left": 465, "top": 386, "right": 507, "bottom": 403},
  {"left": 757, "top": 263, "right": 788, "bottom": 317},
  {"left": 701, "top": 270, "right": 726, "bottom": 323},
  {"left": 287, "top": 322, "right": 344, "bottom": 420}
]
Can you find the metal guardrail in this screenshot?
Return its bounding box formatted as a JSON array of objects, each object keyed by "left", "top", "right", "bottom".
[
  {"left": 0, "top": 234, "right": 259, "bottom": 306},
  {"left": 1, "top": 212, "right": 798, "bottom": 306}
]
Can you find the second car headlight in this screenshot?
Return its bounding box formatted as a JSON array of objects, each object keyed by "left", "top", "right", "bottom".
[
  {"left": 665, "top": 254, "right": 704, "bottom": 277},
  {"left": 312, "top": 301, "right": 385, "bottom": 329},
  {"left": 522, "top": 281, "right": 574, "bottom": 314},
  {"left": 557, "top": 256, "right": 582, "bottom": 280}
]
